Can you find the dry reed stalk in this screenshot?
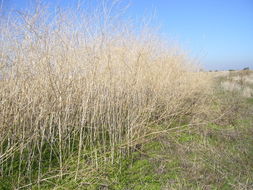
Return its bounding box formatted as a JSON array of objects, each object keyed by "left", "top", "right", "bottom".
[{"left": 0, "top": 1, "right": 212, "bottom": 187}]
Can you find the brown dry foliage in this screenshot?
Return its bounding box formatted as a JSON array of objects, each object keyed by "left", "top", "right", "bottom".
[{"left": 0, "top": 2, "right": 212, "bottom": 187}]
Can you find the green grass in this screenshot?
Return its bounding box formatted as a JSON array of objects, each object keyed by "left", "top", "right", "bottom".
[
  {"left": 1, "top": 118, "right": 252, "bottom": 190},
  {"left": 0, "top": 177, "right": 13, "bottom": 190},
  {"left": 246, "top": 97, "right": 253, "bottom": 104},
  {"left": 1, "top": 116, "right": 252, "bottom": 190},
  {"left": 2, "top": 115, "right": 252, "bottom": 190},
  {"left": 34, "top": 118, "right": 252, "bottom": 189}
]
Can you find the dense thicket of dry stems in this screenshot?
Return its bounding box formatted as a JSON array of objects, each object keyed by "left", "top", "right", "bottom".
[{"left": 0, "top": 2, "right": 211, "bottom": 187}]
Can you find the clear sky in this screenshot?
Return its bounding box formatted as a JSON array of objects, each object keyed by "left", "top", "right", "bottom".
[{"left": 1, "top": 0, "right": 253, "bottom": 70}]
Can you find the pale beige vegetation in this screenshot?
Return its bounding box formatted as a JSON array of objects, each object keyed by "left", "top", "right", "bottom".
[
  {"left": 219, "top": 71, "right": 253, "bottom": 97},
  {"left": 0, "top": 2, "right": 212, "bottom": 188}
]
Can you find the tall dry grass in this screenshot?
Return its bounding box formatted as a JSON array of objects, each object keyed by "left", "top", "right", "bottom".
[{"left": 0, "top": 1, "right": 211, "bottom": 187}]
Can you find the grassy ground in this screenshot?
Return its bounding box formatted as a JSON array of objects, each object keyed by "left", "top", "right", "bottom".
[
  {"left": 21, "top": 101, "right": 252, "bottom": 190},
  {"left": 2, "top": 71, "right": 249, "bottom": 190}
]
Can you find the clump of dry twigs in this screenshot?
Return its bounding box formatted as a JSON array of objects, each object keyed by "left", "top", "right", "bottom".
[{"left": 0, "top": 1, "right": 211, "bottom": 187}]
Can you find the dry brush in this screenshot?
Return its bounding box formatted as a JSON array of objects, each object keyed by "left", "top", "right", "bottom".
[{"left": 0, "top": 2, "right": 212, "bottom": 187}]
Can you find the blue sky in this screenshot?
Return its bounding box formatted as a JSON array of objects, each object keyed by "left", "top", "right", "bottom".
[{"left": 2, "top": 0, "right": 253, "bottom": 70}]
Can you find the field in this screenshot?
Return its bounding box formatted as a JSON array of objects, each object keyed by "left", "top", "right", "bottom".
[
  {"left": 22, "top": 70, "right": 252, "bottom": 190},
  {"left": 0, "top": 3, "right": 253, "bottom": 190}
]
